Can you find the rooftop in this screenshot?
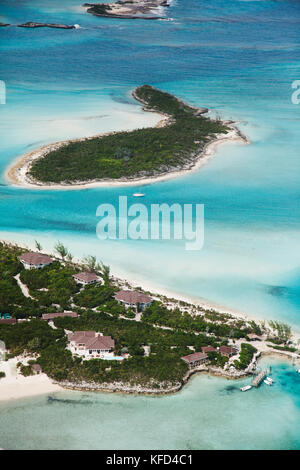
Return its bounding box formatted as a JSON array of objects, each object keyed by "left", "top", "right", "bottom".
[
  {"left": 115, "top": 290, "right": 152, "bottom": 305},
  {"left": 19, "top": 252, "right": 53, "bottom": 265},
  {"left": 73, "top": 272, "right": 100, "bottom": 283},
  {"left": 0, "top": 318, "right": 17, "bottom": 324},
  {"left": 42, "top": 312, "right": 78, "bottom": 321},
  {"left": 181, "top": 352, "right": 208, "bottom": 364},
  {"left": 201, "top": 345, "right": 216, "bottom": 354},
  {"left": 68, "top": 331, "right": 114, "bottom": 350},
  {"left": 219, "top": 345, "right": 238, "bottom": 355}
]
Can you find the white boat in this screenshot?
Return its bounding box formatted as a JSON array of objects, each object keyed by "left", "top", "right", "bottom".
[
  {"left": 266, "top": 376, "right": 274, "bottom": 383},
  {"left": 240, "top": 385, "right": 252, "bottom": 392},
  {"left": 264, "top": 379, "right": 272, "bottom": 386},
  {"left": 297, "top": 369, "right": 300, "bottom": 373},
  {"left": 133, "top": 193, "right": 145, "bottom": 197}
]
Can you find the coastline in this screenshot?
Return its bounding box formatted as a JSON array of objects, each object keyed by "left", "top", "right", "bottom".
[
  {"left": 1, "top": 348, "right": 299, "bottom": 402},
  {"left": 0, "top": 239, "right": 300, "bottom": 402},
  {"left": 5, "top": 94, "right": 248, "bottom": 191},
  {"left": 0, "top": 357, "right": 62, "bottom": 402}
]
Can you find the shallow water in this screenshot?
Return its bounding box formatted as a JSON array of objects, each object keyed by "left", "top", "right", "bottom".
[
  {"left": 1, "top": 0, "right": 300, "bottom": 449},
  {"left": 1, "top": 0, "right": 300, "bottom": 325},
  {"left": 0, "top": 357, "right": 300, "bottom": 450}
]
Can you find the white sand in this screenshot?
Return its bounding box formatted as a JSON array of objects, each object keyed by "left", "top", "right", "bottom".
[
  {"left": 5, "top": 122, "right": 247, "bottom": 191},
  {"left": 0, "top": 357, "right": 61, "bottom": 402}
]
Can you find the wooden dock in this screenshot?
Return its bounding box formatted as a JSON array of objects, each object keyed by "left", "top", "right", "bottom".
[{"left": 251, "top": 370, "right": 267, "bottom": 387}]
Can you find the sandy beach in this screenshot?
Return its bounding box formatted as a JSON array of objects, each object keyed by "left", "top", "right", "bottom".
[{"left": 0, "top": 357, "right": 62, "bottom": 402}]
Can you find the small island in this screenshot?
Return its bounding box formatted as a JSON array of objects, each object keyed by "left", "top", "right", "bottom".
[
  {"left": 7, "top": 85, "right": 246, "bottom": 189},
  {"left": 83, "top": 0, "right": 169, "bottom": 20},
  {"left": 0, "top": 22, "right": 10, "bottom": 27},
  {"left": 0, "top": 241, "right": 299, "bottom": 399}
]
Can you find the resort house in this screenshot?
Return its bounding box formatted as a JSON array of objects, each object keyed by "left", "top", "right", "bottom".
[
  {"left": 19, "top": 252, "right": 54, "bottom": 270},
  {"left": 73, "top": 272, "right": 101, "bottom": 286},
  {"left": 32, "top": 364, "right": 42, "bottom": 374},
  {"left": 42, "top": 312, "right": 78, "bottom": 321},
  {"left": 114, "top": 290, "right": 153, "bottom": 311},
  {"left": 181, "top": 352, "right": 209, "bottom": 367},
  {"left": 219, "top": 346, "right": 238, "bottom": 358},
  {"left": 67, "top": 331, "right": 115, "bottom": 360}
]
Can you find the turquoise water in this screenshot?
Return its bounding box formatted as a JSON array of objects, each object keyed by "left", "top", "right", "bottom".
[
  {"left": 1, "top": 0, "right": 300, "bottom": 325},
  {"left": 1, "top": 0, "right": 300, "bottom": 449},
  {"left": 1, "top": 357, "right": 300, "bottom": 450}
]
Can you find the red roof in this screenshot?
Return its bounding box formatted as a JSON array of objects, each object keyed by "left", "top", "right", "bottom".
[
  {"left": 219, "top": 346, "right": 238, "bottom": 356},
  {"left": 0, "top": 318, "right": 17, "bottom": 324},
  {"left": 42, "top": 312, "right": 78, "bottom": 320},
  {"left": 73, "top": 272, "right": 100, "bottom": 283},
  {"left": 201, "top": 345, "right": 216, "bottom": 354},
  {"left": 19, "top": 252, "right": 53, "bottom": 266},
  {"left": 181, "top": 352, "right": 208, "bottom": 364},
  {"left": 114, "top": 290, "right": 152, "bottom": 305},
  {"left": 68, "top": 331, "right": 114, "bottom": 351}
]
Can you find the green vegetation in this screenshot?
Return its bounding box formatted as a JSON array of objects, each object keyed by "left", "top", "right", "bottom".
[
  {"left": 0, "top": 242, "right": 283, "bottom": 390},
  {"left": 29, "top": 85, "right": 228, "bottom": 184},
  {"left": 267, "top": 344, "right": 297, "bottom": 353},
  {"left": 20, "top": 261, "right": 79, "bottom": 311},
  {"left": 142, "top": 301, "right": 249, "bottom": 339},
  {"left": 0, "top": 371, "right": 5, "bottom": 379},
  {"left": 234, "top": 343, "right": 257, "bottom": 370},
  {"left": 268, "top": 320, "right": 292, "bottom": 343}
]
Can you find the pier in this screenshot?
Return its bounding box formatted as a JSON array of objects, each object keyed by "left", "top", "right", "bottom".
[{"left": 251, "top": 370, "right": 267, "bottom": 387}]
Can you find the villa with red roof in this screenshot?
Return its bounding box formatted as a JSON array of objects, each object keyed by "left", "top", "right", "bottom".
[
  {"left": 219, "top": 345, "right": 238, "bottom": 357},
  {"left": 73, "top": 272, "right": 101, "bottom": 286},
  {"left": 181, "top": 352, "right": 209, "bottom": 367},
  {"left": 19, "top": 252, "right": 54, "bottom": 270},
  {"left": 67, "top": 331, "right": 116, "bottom": 360},
  {"left": 114, "top": 290, "right": 153, "bottom": 311}
]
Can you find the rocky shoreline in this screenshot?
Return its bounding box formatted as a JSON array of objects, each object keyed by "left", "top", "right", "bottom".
[
  {"left": 83, "top": 0, "right": 170, "bottom": 20},
  {"left": 55, "top": 365, "right": 248, "bottom": 396}
]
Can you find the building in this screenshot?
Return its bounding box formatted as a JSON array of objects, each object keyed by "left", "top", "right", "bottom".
[
  {"left": 0, "top": 318, "right": 17, "bottom": 325},
  {"left": 73, "top": 272, "right": 101, "bottom": 285},
  {"left": 32, "top": 364, "right": 42, "bottom": 374},
  {"left": 219, "top": 345, "right": 238, "bottom": 357},
  {"left": 67, "top": 331, "right": 115, "bottom": 360},
  {"left": 114, "top": 290, "right": 153, "bottom": 311},
  {"left": 201, "top": 345, "right": 216, "bottom": 354},
  {"left": 181, "top": 352, "right": 208, "bottom": 367},
  {"left": 42, "top": 312, "right": 78, "bottom": 321},
  {"left": 19, "top": 252, "right": 54, "bottom": 270}
]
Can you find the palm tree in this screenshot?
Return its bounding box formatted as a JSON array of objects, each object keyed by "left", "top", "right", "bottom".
[
  {"left": 82, "top": 255, "right": 97, "bottom": 272},
  {"left": 100, "top": 261, "right": 110, "bottom": 285},
  {"left": 54, "top": 241, "right": 69, "bottom": 260},
  {"left": 35, "top": 240, "right": 42, "bottom": 252}
]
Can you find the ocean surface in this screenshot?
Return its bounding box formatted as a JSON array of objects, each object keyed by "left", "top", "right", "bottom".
[{"left": 0, "top": 0, "right": 300, "bottom": 449}]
